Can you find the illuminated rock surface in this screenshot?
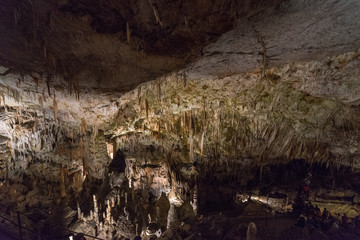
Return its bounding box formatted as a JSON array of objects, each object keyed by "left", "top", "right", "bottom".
[{"left": 0, "top": 0, "right": 360, "bottom": 239}]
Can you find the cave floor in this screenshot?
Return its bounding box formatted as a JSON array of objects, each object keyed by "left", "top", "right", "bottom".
[
  {"left": 194, "top": 213, "right": 360, "bottom": 240},
  {"left": 193, "top": 202, "right": 360, "bottom": 240}
]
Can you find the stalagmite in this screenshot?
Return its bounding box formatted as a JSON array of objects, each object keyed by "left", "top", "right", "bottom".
[
  {"left": 77, "top": 202, "right": 82, "bottom": 220},
  {"left": 246, "top": 222, "right": 257, "bottom": 240},
  {"left": 93, "top": 195, "right": 99, "bottom": 224},
  {"left": 106, "top": 199, "right": 111, "bottom": 223},
  {"left": 156, "top": 206, "right": 160, "bottom": 221},
  {"left": 191, "top": 185, "right": 198, "bottom": 215},
  {"left": 166, "top": 203, "right": 177, "bottom": 229},
  {"left": 124, "top": 207, "right": 129, "bottom": 220},
  {"left": 111, "top": 196, "right": 115, "bottom": 208}
]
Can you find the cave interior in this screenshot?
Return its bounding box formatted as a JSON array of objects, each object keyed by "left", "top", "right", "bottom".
[{"left": 0, "top": 0, "right": 360, "bottom": 240}]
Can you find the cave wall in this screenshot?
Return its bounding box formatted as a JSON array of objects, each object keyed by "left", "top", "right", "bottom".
[{"left": 111, "top": 50, "right": 360, "bottom": 174}]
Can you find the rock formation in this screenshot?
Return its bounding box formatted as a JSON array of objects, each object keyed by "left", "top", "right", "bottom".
[{"left": 0, "top": 0, "right": 360, "bottom": 239}]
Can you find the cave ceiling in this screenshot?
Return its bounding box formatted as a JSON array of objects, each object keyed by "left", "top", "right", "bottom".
[
  {"left": 0, "top": 0, "right": 284, "bottom": 91},
  {"left": 0, "top": 0, "right": 360, "bottom": 173}
]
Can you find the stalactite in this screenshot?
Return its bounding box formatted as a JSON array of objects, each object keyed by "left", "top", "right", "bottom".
[
  {"left": 158, "top": 80, "right": 161, "bottom": 102},
  {"left": 60, "top": 167, "right": 66, "bottom": 197},
  {"left": 189, "top": 136, "right": 194, "bottom": 160},
  {"left": 38, "top": 96, "right": 43, "bottom": 108},
  {"left": 46, "top": 74, "right": 52, "bottom": 96},
  {"left": 149, "top": 0, "right": 163, "bottom": 27},
  {"left": 183, "top": 72, "right": 187, "bottom": 87},
  {"left": 81, "top": 118, "right": 86, "bottom": 135},
  {"left": 92, "top": 125, "right": 98, "bottom": 146},
  {"left": 53, "top": 98, "right": 58, "bottom": 122},
  {"left": 131, "top": 181, "right": 135, "bottom": 200},
  {"left": 42, "top": 43, "right": 48, "bottom": 58},
  {"left": 157, "top": 121, "right": 161, "bottom": 139},
  {"left": 145, "top": 99, "right": 149, "bottom": 120},
  {"left": 12, "top": 89, "right": 20, "bottom": 102},
  {"left": 7, "top": 140, "right": 15, "bottom": 159},
  {"left": 188, "top": 110, "right": 193, "bottom": 135},
  {"left": 12, "top": 7, "right": 21, "bottom": 25},
  {"left": 2, "top": 93, "right": 6, "bottom": 107},
  {"left": 126, "top": 22, "right": 131, "bottom": 44},
  {"left": 177, "top": 96, "right": 181, "bottom": 108},
  {"left": 138, "top": 86, "right": 141, "bottom": 104},
  {"left": 76, "top": 83, "right": 80, "bottom": 101},
  {"left": 200, "top": 130, "right": 205, "bottom": 155},
  {"left": 81, "top": 149, "right": 87, "bottom": 178}
]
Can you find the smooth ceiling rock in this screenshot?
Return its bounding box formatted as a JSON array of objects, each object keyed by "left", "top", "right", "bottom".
[{"left": 185, "top": 0, "right": 360, "bottom": 79}]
